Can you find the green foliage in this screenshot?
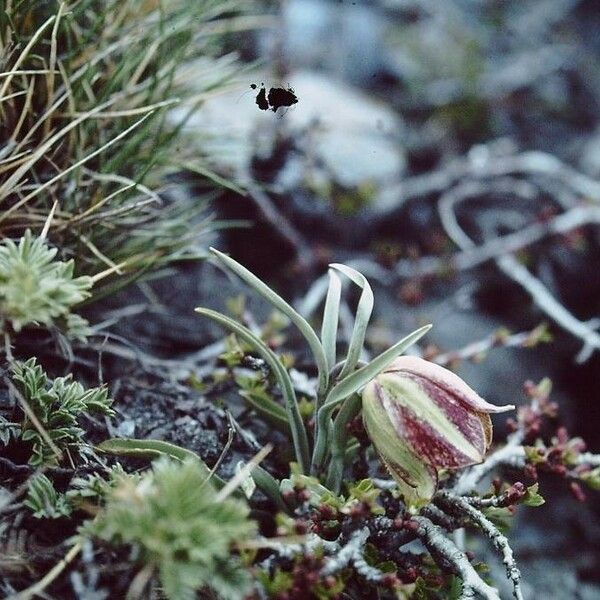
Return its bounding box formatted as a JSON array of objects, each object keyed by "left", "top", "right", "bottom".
[
  {"left": 580, "top": 467, "right": 600, "bottom": 491},
  {"left": 24, "top": 473, "right": 72, "bottom": 519},
  {"left": 87, "top": 458, "right": 256, "bottom": 600},
  {"left": 522, "top": 483, "right": 545, "bottom": 507},
  {"left": 67, "top": 464, "right": 141, "bottom": 506},
  {"left": 96, "top": 437, "right": 226, "bottom": 488},
  {"left": 0, "top": 230, "right": 92, "bottom": 338},
  {"left": 0, "top": 0, "right": 248, "bottom": 296},
  {"left": 9, "top": 357, "right": 114, "bottom": 465},
  {"left": 196, "top": 250, "right": 430, "bottom": 500},
  {"left": 0, "top": 414, "right": 20, "bottom": 445}
]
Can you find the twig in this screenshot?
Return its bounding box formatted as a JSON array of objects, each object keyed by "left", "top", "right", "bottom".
[
  {"left": 436, "top": 492, "right": 524, "bottom": 600},
  {"left": 8, "top": 541, "right": 82, "bottom": 600},
  {"left": 575, "top": 452, "right": 600, "bottom": 467},
  {"left": 379, "top": 147, "right": 600, "bottom": 217},
  {"left": 395, "top": 204, "right": 600, "bottom": 278},
  {"left": 438, "top": 180, "right": 600, "bottom": 362},
  {"left": 433, "top": 325, "right": 549, "bottom": 367},
  {"left": 412, "top": 515, "right": 501, "bottom": 600},
  {"left": 215, "top": 443, "right": 272, "bottom": 501},
  {"left": 5, "top": 378, "right": 62, "bottom": 463},
  {"left": 495, "top": 254, "right": 600, "bottom": 362},
  {"left": 319, "top": 527, "right": 386, "bottom": 582},
  {"left": 242, "top": 177, "right": 316, "bottom": 272}
]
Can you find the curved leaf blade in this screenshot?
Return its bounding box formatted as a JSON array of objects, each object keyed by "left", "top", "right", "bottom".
[
  {"left": 321, "top": 269, "right": 342, "bottom": 372},
  {"left": 330, "top": 264, "right": 374, "bottom": 379},
  {"left": 209, "top": 248, "right": 329, "bottom": 395},
  {"left": 323, "top": 324, "right": 432, "bottom": 410},
  {"left": 195, "top": 307, "right": 310, "bottom": 473}
]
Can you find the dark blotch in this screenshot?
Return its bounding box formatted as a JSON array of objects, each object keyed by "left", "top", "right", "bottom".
[
  {"left": 255, "top": 86, "right": 269, "bottom": 111},
  {"left": 266, "top": 86, "right": 298, "bottom": 112}
]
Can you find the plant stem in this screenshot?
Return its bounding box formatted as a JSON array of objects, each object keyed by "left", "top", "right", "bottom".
[{"left": 325, "top": 394, "right": 362, "bottom": 493}]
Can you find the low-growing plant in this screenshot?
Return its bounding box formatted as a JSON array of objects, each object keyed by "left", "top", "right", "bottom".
[
  {"left": 6, "top": 254, "right": 600, "bottom": 599},
  {"left": 3, "top": 357, "right": 114, "bottom": 465},
  {"left": 86, "top": 457, "right": 256, "bottom": 600},
  {"left": 0, "top": 229, "right": 92, "bottom": 340},
  {"left": 186, "top": 251, "right": 600, "bottom": 599},
  {"left": 195, "top": 248, "right": 432, "bottom": 492},
  {"left": 24, "top": 473, "right": 72, "bottom": 519}
]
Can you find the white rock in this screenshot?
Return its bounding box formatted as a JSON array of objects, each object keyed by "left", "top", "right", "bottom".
[{"left": 169, "top": 69, "right": 406, "bottom": 188}]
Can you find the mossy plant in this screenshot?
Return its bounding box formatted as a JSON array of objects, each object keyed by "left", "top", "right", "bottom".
[
  {"left": 5, "top": 357, "right": 114, "bottom": 465},
  {"left": 0, "top": 230, "right": 92, "bottom": 339},
  {"left": 87, "top": 458, "right": 255, "bottom": 600}
]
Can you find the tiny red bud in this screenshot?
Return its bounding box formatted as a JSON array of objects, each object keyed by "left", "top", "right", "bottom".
[
  {"left": 524, "top": 464, "right": 538, "bottom": 481},
  {"left": 506, "top": 418, "right": 518, "bottom": 432},
  {"left": 556, "top": 427, "right": 569, "bottom": 444},
  {"left": 294, "top": 519, "right": 309, "bottom": 534},
  {"left": 318, "top": 504, "right": 337, "bottom": 520},
  {"left": 569, "top": 482, "right": 586, "bottom": 503},
  {"left": 553, "top": 464, "right": 567, "bottom": 476},
  {"left": 297, "top": 489, "right": 311, "bottom": 503},
  {"left": 381, "top": 573, "right": 399, "bottom": 588},
  {"left": 402, "top": 519, "right": 419, "bottom": 533}
]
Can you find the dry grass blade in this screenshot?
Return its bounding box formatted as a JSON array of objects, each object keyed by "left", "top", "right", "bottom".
[{"left": 0, "top": 0, "right": 250, "bottom": 291}]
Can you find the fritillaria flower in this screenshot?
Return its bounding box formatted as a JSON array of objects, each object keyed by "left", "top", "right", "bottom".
[{"left": 362, "top": 356, "right": 514, "bottom": 506}]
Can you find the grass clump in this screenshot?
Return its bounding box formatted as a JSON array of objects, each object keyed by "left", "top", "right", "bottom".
[{"left": 0, "top": 0, "right": 247, "bottom": 298}]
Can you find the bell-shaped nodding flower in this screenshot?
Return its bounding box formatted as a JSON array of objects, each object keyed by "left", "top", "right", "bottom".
[{"left": 362, "top": 356, "right": 514, "bottom": 506}]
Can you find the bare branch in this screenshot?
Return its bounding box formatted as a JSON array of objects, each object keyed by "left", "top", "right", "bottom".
[
  {"left": 395, "top": 204, "right": 600, "bottom": 278},
  {"left": 412, "top": 515, "right": 501, "bottom": 600},
  {"left": 438, "top": 180, "right": 600, "bottom": 362},
  {"left": 436, "top": 492, "right": 524, "bottom": 600}
]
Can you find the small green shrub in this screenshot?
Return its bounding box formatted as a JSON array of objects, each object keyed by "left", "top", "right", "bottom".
[
  {"left": 24, "top": 473, "right": 72, "bottom": 519},
  {"left": 6, "top": 357, "right": 114, "bottom": 465},
  {"left": 0, "top": 230, "right": 92, "bottom": 339},
  {"left": 87, "top": 458, "right": 255, "bottom": 600}
]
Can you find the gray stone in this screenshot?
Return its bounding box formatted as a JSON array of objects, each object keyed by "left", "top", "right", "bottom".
[{"left": 171, "top": 69, "right": 406, "bottom": 190}]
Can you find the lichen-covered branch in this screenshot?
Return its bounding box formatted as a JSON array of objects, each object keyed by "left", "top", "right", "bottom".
[
  {"left": 436, "top": 492, "right": 524, "bottom": 600},
  {"left": 412, "top": 515, "right": 501, "bottom": 600}
]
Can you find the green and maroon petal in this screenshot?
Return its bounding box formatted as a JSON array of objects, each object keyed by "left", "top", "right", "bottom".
[{"left": 382, "top": 356, "right": 514, "bottom": 414}]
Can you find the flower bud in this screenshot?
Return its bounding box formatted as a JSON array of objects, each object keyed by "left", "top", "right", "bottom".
[{"left": 362, "top": 356, "right": 514, "bottom": 506}]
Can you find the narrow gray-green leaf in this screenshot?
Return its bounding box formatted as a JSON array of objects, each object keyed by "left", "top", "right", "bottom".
[
  {"left": 330, "top": 264, "right": 374, "bottom": 379},
  {"left": 209, "top": 248, "right": 329, "bottom": 395},
  {"left": 195, "top": 307, "right": 310, "bottom": 473},
  {"left": 251, "top": 466, "right": 290, "bottom": 514},
  {"left": 97, "top": 438, "right": 222, "bottom": 485},
  {"left": 321, "top": 269, "right": 342, "bottom": 372},
  {"left": 322, "top": 324, "right": 432, "bottom": 410},
  {"left": 238, "top": 389, "right": 290, "bottom": 434}
]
